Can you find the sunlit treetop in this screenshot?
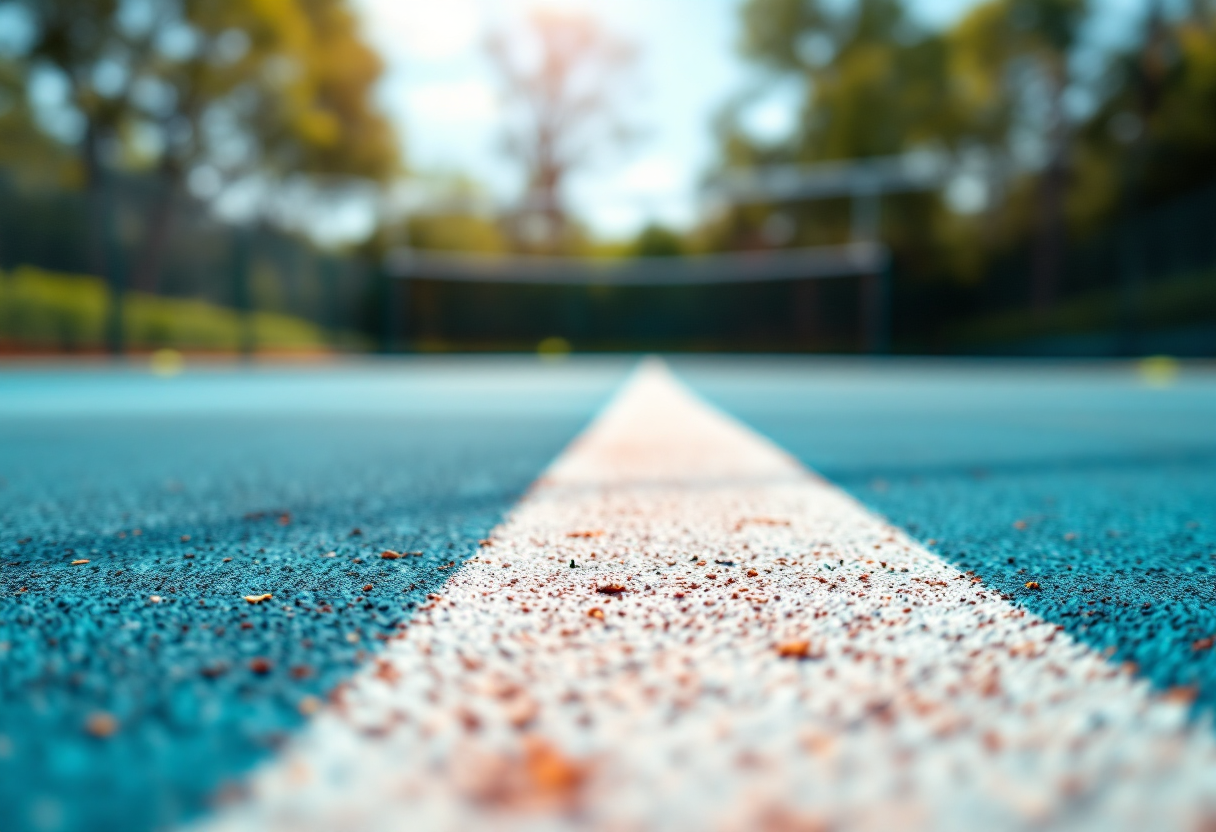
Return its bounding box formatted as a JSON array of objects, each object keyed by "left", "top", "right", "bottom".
[{"left": 2, "top": 0, "right": 399, "bottom": 188}]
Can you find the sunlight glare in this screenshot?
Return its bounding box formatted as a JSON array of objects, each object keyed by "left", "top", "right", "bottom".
[{"left": 359, "top": 0, "right": 482, "bottom": 60}]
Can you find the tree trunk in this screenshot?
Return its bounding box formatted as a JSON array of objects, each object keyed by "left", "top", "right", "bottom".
[
  {"left": 82, "top": 124, "right": 108, "bottom": 284},
  {"left": 1118, "top": 2, "right": 1167, "bottom": 355},
  {"left": 1031, "top": 73, "right": 1069, "bottom": 317},
  {"left": 82, "top": 123, "right": 125, "bottom": 354},
  {"left": 1031, "top": 156, "right": 1066, "bottom": 314},
  {"left": 131, "top": 171, "right": 178, "bottom": 295}
]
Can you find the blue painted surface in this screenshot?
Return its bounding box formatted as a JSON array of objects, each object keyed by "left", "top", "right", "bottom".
[
  {"left": 7, "top": 355, "right": 1216, "bottom": 831},
  {"left": 0, "top": 358, "right": 628, "bottom": 832},
  {"left": 675, "top": 357, "right": 1216, "bottom": 716}
]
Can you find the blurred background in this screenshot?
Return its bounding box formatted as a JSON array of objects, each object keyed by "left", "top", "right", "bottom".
[{"left": 0, "top": 0, "right": 1213, "bottom": 357}]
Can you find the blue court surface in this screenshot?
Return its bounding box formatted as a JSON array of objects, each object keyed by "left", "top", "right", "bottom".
[
  {"left": 3, "top": 356, "right": 1216, "bottom": 832},
  {"left": 675, "top": 357, "right": 1216, "bottom": 710},
  {"left": 0, "top": 359, "right": 630, "bottom": 832}
]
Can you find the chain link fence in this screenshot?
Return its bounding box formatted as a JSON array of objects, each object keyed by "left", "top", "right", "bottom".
[{"left": 0, "top": 173, "right": 376, "bottom": 354}]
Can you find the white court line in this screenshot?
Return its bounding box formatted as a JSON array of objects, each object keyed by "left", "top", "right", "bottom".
[{"left": 198, "top": 360, "right": 1216, "bottom": 832}]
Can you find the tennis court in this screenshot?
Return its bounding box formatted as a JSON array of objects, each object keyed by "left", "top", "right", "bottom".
[{"left": 3, "top": 357, "right": 1215, "bottom": 831}]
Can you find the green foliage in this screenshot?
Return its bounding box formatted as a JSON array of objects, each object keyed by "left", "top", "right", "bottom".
[
  {"left": 407, "top": 214, "right": 507, "bottom": 254},
  {"left": 0, "top": 267, "right": 109, "bottom": 349},
  {"left": 1074, "top": 10, "right": 1216, "bottom": 213},
  {"left": 739, "top": 0, "right": 962, "bottom": 159},
  {"left": 631, "top": 224, "right": 685, "bottom": 257},
  {"left": 724, "top": 1, "right": 1216, "bottom": 276},
  {"left": 154, "top": 0, "right": 399, "bottom": 182},
  {"left": 715, "top": 0, "right": 1216, "bottom": 353},
  {"left": 0, "top": 265, "right": 354, "bottom": 351},
  {"left": 724, "top": 0, "right": 968, "bottom": 271},
  {"left": 295, "top": 0, "right": 399, "bottom": 181},
  {"left": 1007, "top": 0, "right": 1089, "bottom": 54},
  {"left": 0, "top": 59, "right": 77, "bottom": 184},
  {"left": 946, "top": 269, "right": 1216, "bottom": 349},
  {"left": 736, "top": 0, "right": 1092, "bottom": 162},
  {"left": 6, "top": 0, "right": 399, "bottom": 185},
  {"left": 2, "top": 0, "right": 399, "bottom": 310}
]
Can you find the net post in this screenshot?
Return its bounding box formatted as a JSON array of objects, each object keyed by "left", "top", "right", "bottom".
[
  {"left": 321, "top": 256, "right": 339, "bottom": 343},
  {"left": 379, "top": 270, "right": 399, "bottom": 354},
  {"left": 380, "top": 251, "right": 411, "bottom": 354},
  {"left": 862, "top": 249, "right": 892, "bottom": 355}
]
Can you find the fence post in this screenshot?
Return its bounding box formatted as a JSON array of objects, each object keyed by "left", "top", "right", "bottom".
[
  {"left": 793, "top": 279, "right": 819, "bottom": 350},
  {"left": 322, "top": 256, "right": 339, "bottom": 346},
  {"left": 379, "top": 269, "right": 399, "bottom": 354},
  {"left": 1117, "top": 227, "right": 1143, "bottom": 357},
  {"left": 101, "top": 171, "right": 126, "bottom": 356},
  {"left": 231, "top": 227, "right": 255, "bottom": 358},
  {"left": 398, "top": 275, "right": 411, "bottom": 352},
  {"left": 861, "top": 260, "right": 892, "bottom": 355}
]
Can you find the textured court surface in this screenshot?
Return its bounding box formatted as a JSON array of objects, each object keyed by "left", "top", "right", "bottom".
[
  {"left": 197, "top": 361, "right": 1216, "bottom": 832},
  {"left": 675, "top": 358, "right": 1216, "bottom": 716},
  {"left": 3, "top": 356, "right": 1216, "bottom": 832},
  {"left": 0, "top": 359, "right": 629, "bottom": 832}
]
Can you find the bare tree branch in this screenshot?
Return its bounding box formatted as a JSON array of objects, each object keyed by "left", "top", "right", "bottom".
[{"left": 486, "top": 8, "right": 638, "bottom": 252}]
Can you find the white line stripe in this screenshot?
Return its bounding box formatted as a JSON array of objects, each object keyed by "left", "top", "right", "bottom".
[{"left": 198, "top": 360, "right": 1216, "bottom": 832}]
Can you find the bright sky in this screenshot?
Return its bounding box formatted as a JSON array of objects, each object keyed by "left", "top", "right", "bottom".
[{"left": 352, "top": 0, "right": 1143, "bottom": 240}]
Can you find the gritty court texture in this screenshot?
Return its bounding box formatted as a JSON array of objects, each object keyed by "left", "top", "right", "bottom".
[{"left": 2, "top": 357, "right": 1216, "bottom": 832}]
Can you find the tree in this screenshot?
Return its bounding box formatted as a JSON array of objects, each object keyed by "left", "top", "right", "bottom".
[
  {"left": 739, "top": 0, "right": 964, "bottom": 161},
  {"left": 486, "top": 9, "right": 636, "bottom": 253},
  {"left": 722, "top": 0, "right": 966, "bottom": 266},
  {"left": 4, "top": 0, "right": 148, "bottom": 348},
  {"left": 124, "top": 0, "right": 397, "bottom": 292},
  {"left": 5, "top": 0, "right": 398, "bottom": 309},
  {"left": 725, "top": 0, "right": 1216, "bottom": 347},
  {"left": 632, "top": 223, "right": 685, "bottom": 257},
  {"left": 951, "top": 0, "right": 1090, "bottom": 312},
  {"left": 730, "top": 0, "right": 1095, "bottom": 298},
  {"left": 1076, "top": 2, "right": 1216, "bottom": 210},
  {"left": 0, "top": 58, "right": 74, "bottom": 183}
]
